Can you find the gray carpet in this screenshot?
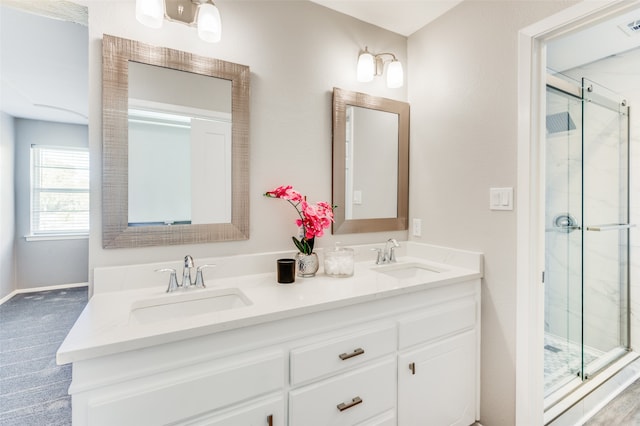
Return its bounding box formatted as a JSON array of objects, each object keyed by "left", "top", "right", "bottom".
[{"left": 0, "top": 287, "right": 88, "bottom": 426}]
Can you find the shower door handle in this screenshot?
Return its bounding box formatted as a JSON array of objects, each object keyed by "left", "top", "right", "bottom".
[
  {"left": 585, "top": 223, "right": 636, "bottom": 232},
  {"left": 550, "top": 214, "right": 581, "bottom": 233}
]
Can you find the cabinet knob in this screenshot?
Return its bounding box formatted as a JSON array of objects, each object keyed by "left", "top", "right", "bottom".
[
  {"left": 338, "top": 347, "right": 365, "bottom": 360},
  {"left": 267, "top": 414, "right": 273, "bottom": 426},
  {"left": 337, "top": 396, "right": 363, "bottom": 412},
  {"left": 409, "top": 362, "right": 416, "bottom": 375}
]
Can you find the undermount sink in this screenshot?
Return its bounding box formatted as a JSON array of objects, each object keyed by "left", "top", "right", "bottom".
[
  {"left": 129, "top": 288, "right": 252, "bottom": 325},
  {"left": 373, "top": 262, "right": 446, "bottom": 279}
]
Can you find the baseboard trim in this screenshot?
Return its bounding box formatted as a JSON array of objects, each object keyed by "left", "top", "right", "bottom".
[{"left": 0, "top": 282, "right": 88, "bottom": 305}]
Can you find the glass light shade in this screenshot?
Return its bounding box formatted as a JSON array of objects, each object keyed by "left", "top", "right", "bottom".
[
  {"left": 135, "top": 0, "right": 164, "bottom": 29},
  {"left": 386, "top": 60, "right": 404, "bottom": 88},
  {"left": 357, "top": 51, "right": 375, "bottom": 82},
  {"left": 197, "top": 3, "right": 222, "bottom": 43}
]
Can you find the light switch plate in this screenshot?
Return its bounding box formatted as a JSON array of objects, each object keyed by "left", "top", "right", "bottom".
[
  {"left": 353, "top": 190, "right": 362, "bottom": 205},
  {"left": 489, "top": 187, "right": 513, "bottom": 211},
  {"left": 412, "top": 218, "right": 422, "bottom": 237}
]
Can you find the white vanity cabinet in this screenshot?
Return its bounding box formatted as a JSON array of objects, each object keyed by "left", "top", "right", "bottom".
[{"left": 63, "top": 267, "right": 481, "bottom": 425}]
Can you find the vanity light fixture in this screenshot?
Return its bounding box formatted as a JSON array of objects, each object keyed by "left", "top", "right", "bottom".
[
  {"left": 135, "top": 0, "right": 222, "bottom": 43},
  {"left": 356, "top": 47, "right": 404, "bottom": 88}
]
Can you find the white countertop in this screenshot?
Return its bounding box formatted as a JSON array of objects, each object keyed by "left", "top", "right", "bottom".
[{"left": 57, "top": 243, "right": 483, "bottom": 365}]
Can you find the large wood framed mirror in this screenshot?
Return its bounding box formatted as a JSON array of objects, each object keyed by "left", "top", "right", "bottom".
[
  {"left": 332, "top": 87, "right": 409, "bottom": 234},
  {"left": 102, "top": 35, "right": 250, "bottom": 248}
]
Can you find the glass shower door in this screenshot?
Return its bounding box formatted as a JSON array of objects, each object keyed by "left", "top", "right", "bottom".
[
  {"left": 544, "top": 85, "right": 584, "bottom": 396},
  {"left": 581, "top": 77, "right": 630, "bottom": 378}
]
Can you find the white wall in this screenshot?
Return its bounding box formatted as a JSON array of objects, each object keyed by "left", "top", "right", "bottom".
[
  {"left": 14, "top": 119, "right": 89, "bottom": 288},
  {"left": 407, "top": 1, "right": 577, "bottom": 425},
  {"left": 87, "top": 1, "right": 409, "bottom": 276},
  {"left": 0, "top": 112, "right": 16, "bottom": 299}
]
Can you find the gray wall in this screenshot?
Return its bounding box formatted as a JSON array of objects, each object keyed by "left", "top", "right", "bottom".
[
  {"left": 407, "top": 1, "right": 577, "bottom": 425},
  {"left": 0, "top": 112, "right": 16, "bottom": 299},
  {"left": 14, "top": 118, "right": 88, "bottom": 289}
]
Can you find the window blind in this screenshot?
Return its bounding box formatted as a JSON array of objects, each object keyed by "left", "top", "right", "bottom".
[{"left": 31, "top": 145, "right": 89, "bottom": 234}]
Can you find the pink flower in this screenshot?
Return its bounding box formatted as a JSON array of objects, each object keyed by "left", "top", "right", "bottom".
[
  {"left": 264, "top": 185, "right": 335, "bottom": 254},
  {"left": 265, "top": 185, "right": 303, "bottom": 202}
]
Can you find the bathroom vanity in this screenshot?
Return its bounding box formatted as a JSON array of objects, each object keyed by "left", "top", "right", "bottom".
[{"left": 57, "top": 243, "right": 482, "bottom": 425}]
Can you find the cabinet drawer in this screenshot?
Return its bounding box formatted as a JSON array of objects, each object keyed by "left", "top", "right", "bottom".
[
  {"left": 398, "top": 298, "right": 476, "bottom": 349},
  {"left": 87, "top": 351, "right": 284, "bottom": 426},
  {"left": 289, "top": 358, "right": 395, "bottom": 426},
  {"left": 290, "top": 323, "right": 396, "bottom": 385}
]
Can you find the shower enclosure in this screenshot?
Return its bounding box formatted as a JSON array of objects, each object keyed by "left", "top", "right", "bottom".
[{"left": 544, "top": 75, "right": 631, "bottom": 402}]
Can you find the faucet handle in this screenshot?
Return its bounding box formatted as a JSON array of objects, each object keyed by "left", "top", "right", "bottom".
[
  {"left": 371, "top": 248, "right": 384, "bottom": 265},
  {"left": 156, "top": 268, "right": 179, "bottom": 293},
  {"left": 194, "top": 264, "right": 216, "bottom": 288}
]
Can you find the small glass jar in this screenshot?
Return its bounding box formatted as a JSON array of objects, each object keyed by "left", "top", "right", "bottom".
[{"left": 324, "top": 246, "right": 355, "bottom": 278}]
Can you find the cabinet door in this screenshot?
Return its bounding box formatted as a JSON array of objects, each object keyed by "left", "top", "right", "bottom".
[
  {"left": 175, "top": 395, "right": 284, "bottom": 426},
  {"left": 398, "top": 330, "right": 477, "bottom": 426}
]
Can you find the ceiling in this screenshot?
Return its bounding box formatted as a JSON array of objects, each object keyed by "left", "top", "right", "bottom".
[
  {"left": 0, "top": 1, "right": 639, "bottom": 126},
  {"left": 547, "top": 7, "right": 640, "bottom": 72},
  {"left": 0, "top": 4, "right": 88, "bottom": 125},
  {"left": 308, "top": 0, "right": 463, "bottom": 36}
]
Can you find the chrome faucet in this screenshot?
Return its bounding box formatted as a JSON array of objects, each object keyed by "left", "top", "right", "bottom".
[
  {"left": 182, "top": 255, "right": 195, "bottom": 288},
  {"left": 156, "top": 255, "right": 216, "bottom": 292},
  {"left": 372, "top": 238, "right": 400, "bottom": 264}
]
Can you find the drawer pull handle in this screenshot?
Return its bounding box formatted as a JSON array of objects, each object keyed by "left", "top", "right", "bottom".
[
  {"left": 409, "top": 362, "right": 416, "bottom": 375},
  {"left": 337, "top": 396, "right": 363, "bottom": 412},
  {"left": 339, "top": 348, "right": 365, "bottom": 360},
  {"left": 267, "top": 414, "right": 273, "bottom": 426}
]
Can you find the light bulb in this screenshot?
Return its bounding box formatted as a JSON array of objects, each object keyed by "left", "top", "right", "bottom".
[
  {"left": 356, "top": 50, "right": 375, "bottom": 82},
  {"left": 197, "top": 3, "right": 222, "bottom": 43},
  {"left": 135, "top": 0, "right": 164, "bottom": 29},
  {"left": 386, "top": 60, "right": 403, "bottom": 88}
]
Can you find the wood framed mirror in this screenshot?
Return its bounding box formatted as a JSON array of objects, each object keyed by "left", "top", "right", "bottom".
[
  {"left": 102, "top": 35, "right": 250, "bottom": 248},
  {"left": 332, "top": 87, "right": 409, "bottom": 234}
]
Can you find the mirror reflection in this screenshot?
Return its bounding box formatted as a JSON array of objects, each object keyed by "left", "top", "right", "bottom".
[
  {"left": 332, "top": 87, "right": 409, "bottom": 234},
  {"left": 345, "top": 105, "right": 398, "bottom": 220},
  {"left": 102, "top": 35, "right": 250, "bottom": 248},
  {"left": 127, "top": 62, "right": 232, "bottom": 226}
]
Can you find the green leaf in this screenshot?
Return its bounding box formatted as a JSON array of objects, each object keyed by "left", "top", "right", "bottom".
[{"left": 292, "top": 237, "right": 308, "bottom": 254}]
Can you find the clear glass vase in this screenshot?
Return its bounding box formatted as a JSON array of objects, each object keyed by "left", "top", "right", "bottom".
[{"left": 295, "top": 252, "right": 319, "bottom": 277}]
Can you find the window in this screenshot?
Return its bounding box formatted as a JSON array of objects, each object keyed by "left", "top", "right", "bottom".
[{"left": 30, "top": 145, "right": 89, "bottom": 237}]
